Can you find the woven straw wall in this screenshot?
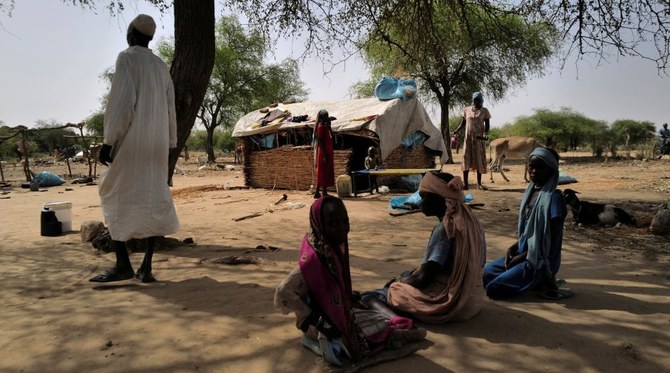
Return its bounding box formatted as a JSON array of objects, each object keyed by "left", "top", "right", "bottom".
[
  {"left": 244, "top": 145, "right": 351, "bottom": 190},
  {"left": 241, "top": 138, "right": 436, "bottom": 191}
]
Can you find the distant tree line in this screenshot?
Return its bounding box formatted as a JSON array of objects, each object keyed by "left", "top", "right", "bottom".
[
  {"left": 475, "top": 107, "right": 657, "bottom": 157},
  {"left": 0, "top": 120, "right": 83, "bottom": 159}
]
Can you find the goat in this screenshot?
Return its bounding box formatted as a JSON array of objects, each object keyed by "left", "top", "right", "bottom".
[
  {"left": 488, "top": 136, "right": 539, "bottom": 183},
  {"left": 234, "top": 144, "right": 244, "bottom": 164},
  {"left": 562, "top": 189, "right": 637, "bottom": 227},
  {"left": 196, "top": 155, "right": 208, "bottom": 167}
]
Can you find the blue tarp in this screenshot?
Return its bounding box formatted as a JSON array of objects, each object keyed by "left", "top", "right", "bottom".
[
  {"left": 389, "top": 190, "right": 422, "bottom": 210},
  {"left": 400, "top": 131, "right": 427, "bottom": 148},
  {"left": 389, "top": 191, "right": 474, "bottom": 210},
  {"left": 33, "top": 171, "right": 65, "bottom": 187},
  {"left": 374, "top": 77, "right": 417, "bottom": 101}
]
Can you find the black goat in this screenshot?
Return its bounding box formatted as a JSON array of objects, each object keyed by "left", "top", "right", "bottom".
[{"left": 562, "top": 189, "right": 637, "bottom": 227}]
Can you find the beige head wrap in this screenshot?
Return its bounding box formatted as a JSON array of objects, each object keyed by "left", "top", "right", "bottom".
[
  {"left": 130, "top": 14, "right": 156, "bottom": 37},
  {"left": 387, "top": 172, "right": 486, "bottom": 323}
]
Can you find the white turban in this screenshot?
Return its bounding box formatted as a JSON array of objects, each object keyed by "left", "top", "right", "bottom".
[{"left": 130, "top": 14, "right": 156, "bottom": 37}]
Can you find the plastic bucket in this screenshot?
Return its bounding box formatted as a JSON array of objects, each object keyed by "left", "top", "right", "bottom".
[
  {"left": 43, "top": 201, "right": 72, "bottom": 232},
  {"left": 336, "top": 175, "right": 352, "bottom": 197}
]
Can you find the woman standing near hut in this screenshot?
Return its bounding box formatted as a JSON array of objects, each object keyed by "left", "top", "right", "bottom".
[
  {"left": 453, "top": 92, "right": 491, "bottom": 190},
  {"left": 313, "top": 109, "right": 335, "bottom": 198}
]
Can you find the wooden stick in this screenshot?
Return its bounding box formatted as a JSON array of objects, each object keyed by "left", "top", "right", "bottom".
[
  {"left": 233, "top": 212, "right": 263, "bottom": 222},
  {"left": 389, "top": 209, "right": 422, "bottom": 217}
]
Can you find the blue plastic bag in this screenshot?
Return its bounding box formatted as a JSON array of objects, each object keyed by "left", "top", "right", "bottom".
[
  {"left": 33, "top": 171, "right": 65, "bottom": 187},
  {"left": 389, "top": 191, "right": 422, "bottom": 210},
  {"left": 374, "top": 77, "right": 417, "bottom": 101}
]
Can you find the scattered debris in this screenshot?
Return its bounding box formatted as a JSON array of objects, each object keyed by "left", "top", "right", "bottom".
[
  {"left": 233, "top": 212, "right": 263, "bottom": 222},
  {"left": 274, "top": 194, "right": 288, "bottom": 205},
  {"left": 389, "top": 209, "right": 422, "bottom": 217},
  {"left": 205, "top": 255, "right": 265, "bottom": 265},
  {"left": 267, "top": 202, "right": 305, "bottom": 212},
  {"left": 214, "top": 198, "right": 249, "bottom": 205},
  {"left": 246, "top": 244, "right": 281, "bottom": 253},
  {"left": 72, "top": 177, "right": 93, "bottom": 184},
  {"left": 621, "top": 342, "right": 640, "bottom": 360}
]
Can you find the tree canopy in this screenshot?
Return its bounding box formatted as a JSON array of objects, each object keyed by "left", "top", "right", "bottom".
[
  {"left": 495, "top": 107, "right": 658, "bottom": 157},
  {"left": 351, "top": 1, "right": 558, "bottom": 162},
  {"left": 3, "top": 0, "right": 668, "bottom": 171},
  {"left": 157, "top": 15, "right": 308, "bottom": 162}
]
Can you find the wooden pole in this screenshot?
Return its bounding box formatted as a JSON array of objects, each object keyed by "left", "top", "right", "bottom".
[
  {"left": 0, "top": 156, "right": 5, "bottom": 183},
  {"left": 76, "top": 124, "right": 93, "bottom": 178},
  {"left": 20, "top": 131, "right": 31, "bottom": 182},
  {"left": 65, "top": 157, "right": 72, "bottom": 178}
]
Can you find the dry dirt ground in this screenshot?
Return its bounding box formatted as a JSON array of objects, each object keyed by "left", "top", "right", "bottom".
[{"left": 0, "top": 152, "right": 668, "bottom": 373}]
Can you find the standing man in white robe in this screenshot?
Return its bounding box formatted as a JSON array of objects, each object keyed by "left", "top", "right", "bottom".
[{"left": 90, "top": 14, "right": 180, "bottom": 283}]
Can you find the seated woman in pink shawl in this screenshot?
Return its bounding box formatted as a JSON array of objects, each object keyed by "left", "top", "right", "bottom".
[
  {"left": 275, "top": 196, "right": 426, "bottom": 367},
  {"left": 365, "top": 171, "right": 487, "bottom": 323}
]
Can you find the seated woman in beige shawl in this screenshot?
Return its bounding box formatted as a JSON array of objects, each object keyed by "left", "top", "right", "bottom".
[{"left": 364, "top": 171, "right": 486, "bottom": 323}]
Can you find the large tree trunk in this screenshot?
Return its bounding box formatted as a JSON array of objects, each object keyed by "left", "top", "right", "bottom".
[
  {"left": 439, "top": 98, "right": 455, "bottom": 164},
  {"left": 168, "top": 0, "right": 215, "bottom": 184}
]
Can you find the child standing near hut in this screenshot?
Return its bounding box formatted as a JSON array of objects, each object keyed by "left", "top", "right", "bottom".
[
  {"left": 313, "top": 109, "right": 335, "bottom": 198},
  {"left": 364, "top": 146, "right": 381, "bottom": 194}
]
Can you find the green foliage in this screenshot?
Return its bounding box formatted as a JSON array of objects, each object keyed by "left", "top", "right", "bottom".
[
  {"left": 185, "top": 129, "right": 208, "bottom": 151},
  {"left": 85, "top": 111, "right": 105, "bottom": 137},
  {"left": 32, "top": 120, "right": 79, "bottom": 154},
  {"left": 186, "top": 128, "right": 236, "bottom": 152},
  {"left": 487, "top": 127, "right": 504, "bottom": 141},
  {"left": 356, "top": 1, "right": 558, "bottom": 163},
  {"left": 0, "top": 125, "right": 17, "bottom": 159},
  {"left": 216, "top": 129, "right": 236, "bottom": 152},
  {"left": 156, "top": 15, "right": 307, "bottom": 161},
  {"left": 349, "top": 77, "right": 379, "bottom": 99},
  {"left": 503, "top": 108, "right": 611, "bottom": 156},
  {"left": 610, "top": 119, "right": 656, "bottom": 148}
]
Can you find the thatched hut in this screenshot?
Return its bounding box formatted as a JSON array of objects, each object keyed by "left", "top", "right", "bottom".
[{"left": 232, "top": 98, "right": 448, "bottom": 190}]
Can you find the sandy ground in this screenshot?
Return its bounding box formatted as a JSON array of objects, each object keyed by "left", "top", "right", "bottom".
[{"left": 0, "top": 153, "right": 669, "bottom": 373}]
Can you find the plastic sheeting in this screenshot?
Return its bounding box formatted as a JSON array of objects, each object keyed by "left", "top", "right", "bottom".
[
  {"left": 233, "top": 98, "right": 448, "bottom": 164},
  {"left": 33, "top": 171, "right": 65, "bottom": 187},
  {"left": 374, "top": 77, "right": 417, "bottom": 101}
]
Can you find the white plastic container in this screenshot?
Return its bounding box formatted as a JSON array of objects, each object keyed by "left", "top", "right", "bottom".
[
  {"left": 336, "top": 175, "right": 352, "bottom": 197},
  {"left": 43, "top": 201, "right": 72, "bottom": 232}
]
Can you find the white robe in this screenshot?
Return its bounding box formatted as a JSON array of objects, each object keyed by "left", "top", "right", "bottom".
[{"left": 98, "top": 46, "right": 179, "bottom": 241}]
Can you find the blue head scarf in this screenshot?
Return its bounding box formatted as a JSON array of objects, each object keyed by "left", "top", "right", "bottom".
[
  {"left": 472, "top": 91, "right": 483, "bottom": 102},
  {"left": 518, "top": 147, "right": 559, "bottom": 272}
]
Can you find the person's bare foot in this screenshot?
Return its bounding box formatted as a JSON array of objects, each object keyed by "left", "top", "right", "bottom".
[{"left": 477, "top": 184, "right": 488, "bottom": 191}]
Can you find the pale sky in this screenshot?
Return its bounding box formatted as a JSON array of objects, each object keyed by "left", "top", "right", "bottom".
[{"left": 1, "top": 2, "right": 668, "bottom": 132}]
